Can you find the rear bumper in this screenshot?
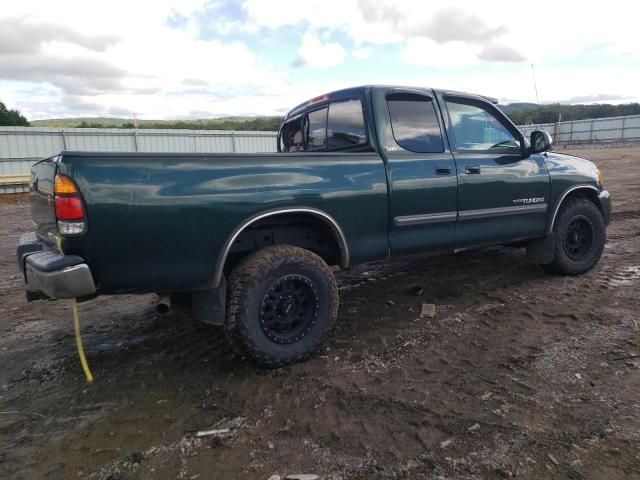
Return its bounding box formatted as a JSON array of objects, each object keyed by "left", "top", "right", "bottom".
[
  {"left": 599, "top": 190, "right": 612, "bottom": 225},
  {"left": 17, "top": 232, "right": 96, "bottom": 300}
]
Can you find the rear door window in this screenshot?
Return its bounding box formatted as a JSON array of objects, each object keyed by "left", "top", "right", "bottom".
[
  {"left": 281, "top": 98, "right": 369, "bottom": 152},
  {"left": 327, "top": 99, "right": 367, "bottom": 149},
  {"left": 280, "top": 115, "right": 304, "bottom": 152},
  {"left": 387, "top": 92, "right": 444, "bottom": 153},
  {"left": 306, "top": 107, "right": 328, "bottom": 151}
]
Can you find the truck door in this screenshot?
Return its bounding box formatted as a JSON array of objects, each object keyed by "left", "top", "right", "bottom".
[
  {"left": 373, "top": 88, "right": 458, "bottom": 255},
  {"left": 438, "top": 94, "right": 550, "bottom": 248}
]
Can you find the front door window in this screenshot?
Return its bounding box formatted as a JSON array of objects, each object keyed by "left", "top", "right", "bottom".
[{"left": 446, "top": 101, "right": 520, "bottom": 153}]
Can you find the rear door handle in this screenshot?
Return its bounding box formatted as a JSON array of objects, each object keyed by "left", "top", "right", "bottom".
[
  {"left": 436, "top": 164, "right": 451, "bottom": 175},
  {"left": 465, "top": 164, "right": 481, "bottom": 174}
]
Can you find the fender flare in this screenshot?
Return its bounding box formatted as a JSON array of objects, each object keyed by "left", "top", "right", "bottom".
[
  {"left": 212, "top": 207, "right": 350, "bottom": 288},
  {"left": 546, "top": 184, "right": 599, "bottom": 234}
]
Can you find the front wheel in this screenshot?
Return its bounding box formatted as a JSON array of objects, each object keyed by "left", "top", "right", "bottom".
[
  {"left": 543, "top": 197, "right": 606, "bottom": 275},
  {"left": 225, "top": 245, "right": 339, "bottom": 368}
]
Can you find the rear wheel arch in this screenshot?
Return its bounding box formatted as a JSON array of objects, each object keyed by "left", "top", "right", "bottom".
[{"left": 213, "top": 207, "right": 349, "bottom": 288}]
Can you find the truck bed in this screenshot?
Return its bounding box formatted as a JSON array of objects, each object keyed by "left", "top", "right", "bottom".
[{"left": 33, "top": 151, "right": 389, "bottom": 293}]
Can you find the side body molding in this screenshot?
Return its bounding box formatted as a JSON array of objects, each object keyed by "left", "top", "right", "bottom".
[{"left": 212, "top": 207, "right": 350, "bottom": 288}]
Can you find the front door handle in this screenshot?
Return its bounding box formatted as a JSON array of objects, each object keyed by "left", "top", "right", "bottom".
[
  {"left": 436, "top": 164, "right": 451, "bottom": 175},
  {"left": 465, "top": 164, "right": 481, "bottom": 174}
]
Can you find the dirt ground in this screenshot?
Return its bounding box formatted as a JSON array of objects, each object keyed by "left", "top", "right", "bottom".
[{"left": 1, "top": 146, "right": 639, "bottom": 480}]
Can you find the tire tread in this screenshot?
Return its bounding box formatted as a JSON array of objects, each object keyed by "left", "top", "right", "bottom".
[
  {"left": 225, "top": 245, "right": 338, "bottom": 368},
  {"left": 543, "top": 197, "right": 605, "bottom": 276}
]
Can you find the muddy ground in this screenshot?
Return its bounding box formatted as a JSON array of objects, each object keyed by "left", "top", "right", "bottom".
[{"left": 1, "top": 146, "right": 639, "bottom": 480}]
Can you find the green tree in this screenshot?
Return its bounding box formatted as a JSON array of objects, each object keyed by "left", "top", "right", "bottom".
[
  {"left": 78, "top": 121, "right": 107, "bottom": 128},
  {"left": 0, "top": 101, "right": 30, "bottom": 126},
  {"left": 505, "top": 103, "right": 640, "bottom": 125}
]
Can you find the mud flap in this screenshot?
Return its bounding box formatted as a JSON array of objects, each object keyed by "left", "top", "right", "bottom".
[
  {"left": 526, "top": 233, "right": 556, "bottom": 264},
  {"left": 192, "top": 276, "right": 227, "bottom": 326}
]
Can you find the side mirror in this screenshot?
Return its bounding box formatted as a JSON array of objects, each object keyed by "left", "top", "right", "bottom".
[{"left": 530, "top": 130, "right": 552, "bottom": 153}]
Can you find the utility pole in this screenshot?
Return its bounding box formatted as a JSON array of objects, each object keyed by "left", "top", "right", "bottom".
[
  {"left": 531, "top": 63, "right": 540, "bottom": 105},
  {"left": 132, "top": 114, "right": 139, "bottom": 152}
]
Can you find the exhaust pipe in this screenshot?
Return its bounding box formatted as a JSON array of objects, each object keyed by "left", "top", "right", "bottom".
[{"left": 156, "top": 294, "right": 171, "bottom": 314}]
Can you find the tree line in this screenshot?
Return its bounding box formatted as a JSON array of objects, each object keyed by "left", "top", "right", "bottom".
[
  {"left": 70, "top": 104, "right": 640, "bottom": 129},
  {"left": 0, "top": 101, "right": 30, "bottom": 126},
  {"left": 3, "top": 98, "right": 640, "bottom": 129},
  {"left": 76, "top": 117, "right": 283, "bottom": 131},
  {"left": 504, "top": 102, "right": 640, "bottom": 125}
]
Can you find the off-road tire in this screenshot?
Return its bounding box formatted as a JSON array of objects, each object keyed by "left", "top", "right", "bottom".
[
  {"left": 225, "top": 245, "right": 339, "bottom": 368},
  {"left": 543, "top": 197, "right": 606, "bottom": 275}
]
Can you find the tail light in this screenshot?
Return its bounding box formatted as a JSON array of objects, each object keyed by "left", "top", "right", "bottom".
[{"left": 54, "top": 174, "right": 86, "bottom": 235}]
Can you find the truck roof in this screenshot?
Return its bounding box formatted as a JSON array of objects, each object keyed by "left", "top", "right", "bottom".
[{"left": 284, "top": 85, "right": 498, "bottom": 120}]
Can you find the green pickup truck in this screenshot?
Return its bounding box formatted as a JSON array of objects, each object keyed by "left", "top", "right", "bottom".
[{"left": 17, "top": 85, "right": 611, "bottom": 367}]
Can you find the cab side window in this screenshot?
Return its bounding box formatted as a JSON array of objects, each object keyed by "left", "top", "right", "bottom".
[
  {"left": 387, "top": 92, "right": 444, "bottom": 153},
  {"left": 327, "top": 99, "right": 367, "bottom": 149},
  {"left": 307, "top": 107, "right": 328, "bottom": 151},
  {"left": 280, "top": 98, "right": 369, "bottom": 153},
  {"left": 279, "top": 115, "right": 304, "bottom": 152},
  {"left": 445, "top": 100, "right": 520, "bottom": 153}
]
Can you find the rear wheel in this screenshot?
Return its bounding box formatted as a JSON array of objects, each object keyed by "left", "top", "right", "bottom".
[
  {"left": 543, "top": 197, "right": 605, "bottom": 275},
  {"left": 225, "top": 245, "right": 338, "bottom": 367}
]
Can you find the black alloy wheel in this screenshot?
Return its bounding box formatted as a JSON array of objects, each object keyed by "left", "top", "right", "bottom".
[
  {"left": 226, "top": 245, "right": 338, "bottom": 367},
  {"left": 562, "top": 216, "right": 594, "bottom": 262},
  {"left": 543, "top": 197, "right": 606, "bottom": 276},
  {"left": 259, "top": 274, "right": 320, "bottom": 345}
]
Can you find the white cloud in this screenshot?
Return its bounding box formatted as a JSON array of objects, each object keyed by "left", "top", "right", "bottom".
[
  {"left": 400, "top": 38, "right": 480, "bottom": 68},
  {"left": 242, "top": 0, "right": 640, "bottom": 65},
  {"left": 352, "top": 47, "right": 371, "bottom": 59},
  {"left": 1, "top": 0, "right": 639, "bottom": 120},
  {"left": 243, "top": 0, "right": 359, "bottom": 31},
  {"left": 292, "top": 33, "right": 346, "bottom": 68},
  {"left": 0, "top": 0, "right": 289, "bottom": 119}
]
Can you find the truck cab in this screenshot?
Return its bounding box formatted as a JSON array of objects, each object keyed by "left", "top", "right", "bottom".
[{"left": 277, "top": 86, "right": 602, "bottom": 257}]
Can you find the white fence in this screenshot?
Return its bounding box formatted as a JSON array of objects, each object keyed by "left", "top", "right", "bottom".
[
  {"left": 0, "top": 127, "right": 278, "bottom": 193},
  {"left": 2, "top": 114, "right": 639, "bottom": 194},
  {"left": 518, "top": 114, "right": 640, "bottom": 145}
]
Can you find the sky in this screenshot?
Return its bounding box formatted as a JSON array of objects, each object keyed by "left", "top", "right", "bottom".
[{"left": 0, "top": 0, "right": 639, "bottom": 120}]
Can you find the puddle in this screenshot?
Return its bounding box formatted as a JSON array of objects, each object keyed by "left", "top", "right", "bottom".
[{"left": 608, "top": 265, "right": 640, "bottom": 286}]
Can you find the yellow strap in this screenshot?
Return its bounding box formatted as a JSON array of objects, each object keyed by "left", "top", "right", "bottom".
[{"left": 71, "top": 298, "right": 94, "bottom": 383}]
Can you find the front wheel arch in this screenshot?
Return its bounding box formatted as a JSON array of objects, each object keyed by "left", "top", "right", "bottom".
[{"left": 547, "top": 185, "right": 603, "bottom": 234}]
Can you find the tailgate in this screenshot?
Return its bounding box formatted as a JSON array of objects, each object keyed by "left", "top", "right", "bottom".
[{"left": 30, "top": 155, "right": 59, "bottom": 245}]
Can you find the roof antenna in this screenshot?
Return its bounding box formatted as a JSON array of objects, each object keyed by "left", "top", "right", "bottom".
[{"left": 531, "top": 63, "right": 540, "bottom": 105}]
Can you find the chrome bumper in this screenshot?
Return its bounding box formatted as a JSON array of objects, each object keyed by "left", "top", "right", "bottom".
[{"left": 17, "top": 233, "right": 96, "bottom": 300}]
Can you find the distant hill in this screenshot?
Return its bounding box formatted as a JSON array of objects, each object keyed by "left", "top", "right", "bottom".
[
  {"left": 499, "top": 103, "right": 640, "bottom": 125},
  {"left": 498, "top": 103, "right": 539, "bottom": 116},
  {"left": 27, "top": 102, "right": 640, "bottom": 130},
  {"left": 31, "top": 116, "right": 283, "bottom": 131}
]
